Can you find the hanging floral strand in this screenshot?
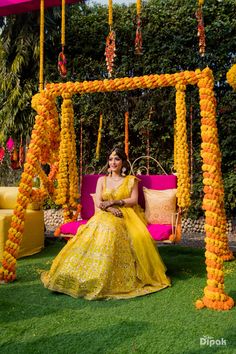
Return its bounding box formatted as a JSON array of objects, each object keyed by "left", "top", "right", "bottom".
[
  {"left": 39, "top": 0, "right": 44, "bottom": 92},
  {"left": 79, "top": 117, "right": 83, "bottom": 191},
  {"left": 96, "top": 113, "right": 103, "bottom": 160},
  {"left": 58, "top": 0, "right": 67, "bottom": 78},
  {"left": 19, "top": 136, "right": 24, "bottom": 168},
  {"left": 124, "top": 111, "right": 129, "bottom": 159},
  {"left": 105, "top": 0, "right": 116, "bottom": 78},
  {"left": 146, "top": 107, "right": 153, "bottom": 174},
  {"left": 189, "top": 105, "right": 193, "bottom": 194},
  {"left": 135, "top": 0, "right": 142, "bottom": 55},
  {"left": 195, "top": 0, "right": 206, "bottom": 57},
  {"left": 175, "top": 84, "right": 191, "bottom": 209}
]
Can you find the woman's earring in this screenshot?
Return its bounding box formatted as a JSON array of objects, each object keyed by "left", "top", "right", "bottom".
[{"left": 121, "top": 167, "right": 126, "bottom": 176}]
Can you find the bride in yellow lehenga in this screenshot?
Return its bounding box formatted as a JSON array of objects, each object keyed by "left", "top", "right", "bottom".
[{"left": 41, "top": 147, "right": 171, "bottom": 299}]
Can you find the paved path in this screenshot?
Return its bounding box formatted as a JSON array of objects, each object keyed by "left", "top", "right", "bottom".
[{"left": 175, "top": 232, "right": 236, "bottom": 251}]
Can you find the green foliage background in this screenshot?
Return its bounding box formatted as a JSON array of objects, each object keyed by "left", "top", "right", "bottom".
[{"left": 0, "top": 0, "right": 235, "bottom": 217}]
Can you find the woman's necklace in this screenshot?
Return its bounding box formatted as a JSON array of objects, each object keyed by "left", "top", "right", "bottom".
[{"left": 111, "top": 176, "right": 123, "bottom": 181}]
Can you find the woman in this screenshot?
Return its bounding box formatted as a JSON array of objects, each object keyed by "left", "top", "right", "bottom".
[{"left": 41, "top": 147, "right": 171, "bottom": 299}]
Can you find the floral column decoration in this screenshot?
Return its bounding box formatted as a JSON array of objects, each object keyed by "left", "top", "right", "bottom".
[
  {"left": 55, "top": 93, "right": 79, "bottom": 223},
  {"left": 0, "top": 91, "right": 60, "bottom": 282},
  {"left": 175, "top": 84, "right": 191, "bottom": 209},
  {"left": 195, "top": 67, "right": 234, "bottom": 311}
]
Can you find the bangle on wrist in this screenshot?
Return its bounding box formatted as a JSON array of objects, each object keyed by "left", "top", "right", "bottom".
[{"left": 119, "top": 200, "right": 125, "bottom": 206}]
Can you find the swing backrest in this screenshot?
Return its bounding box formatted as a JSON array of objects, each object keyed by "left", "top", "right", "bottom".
[{"left": 80, "top": 174, "right": 103, "bottom": 220}]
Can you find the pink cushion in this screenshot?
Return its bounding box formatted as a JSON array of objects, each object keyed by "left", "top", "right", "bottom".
[
  {"left": 80, "top": 175, "right": 103, "bottom": 220},
  {"left": 147, "top": 224, "right": 173, "bottom": 241},
  {"left": 60, "top": 219, "right": 88, "bottom": 235},
  {"left": 137, "top": 175, "right": 177, "bottom": 209}
]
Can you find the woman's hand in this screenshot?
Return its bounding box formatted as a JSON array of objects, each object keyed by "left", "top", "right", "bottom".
[
  {"left": 106, "top": 207, "right": 123, "bottom": 218},
  {"left": 99, "top": 201, "right": 114, "bottom": 210}
]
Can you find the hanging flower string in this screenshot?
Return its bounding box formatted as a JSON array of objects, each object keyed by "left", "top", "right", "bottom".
[
  {"left": 19, "top": 136, "right": 24, "bottom": 167},
  {"left": 96, "top": 113, "right": 103, "bottom": 160},
  {"left": 58, "top": 0, "right": 67, "bottom": 78},
  {"left": 196, "top": 0, "right": 206, "bottom": 57},
  {"left": 39, "top": 0, "right": 44, "bottom": 91},
  {"left": 58, "top": 51, "right": 67, "bottom": 78},
  {"left": 135, "top": 0, "right": 143, "bottom": 55},
  {"left": 124, "top": 111, "right": 129, "bottom": 159},
  {"left": 105, "top": 0, "right": 116, "bottom": 77},
  {"left": 146, "top": 107, "right": 154, "bottom": 174}
]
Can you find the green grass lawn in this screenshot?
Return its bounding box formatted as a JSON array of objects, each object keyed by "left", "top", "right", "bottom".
[{"left": 0, "top": 240, "right": 235, "bottom": 354}]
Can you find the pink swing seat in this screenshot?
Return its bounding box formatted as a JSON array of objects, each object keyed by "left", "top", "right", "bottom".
[{"left": 60, "top": 174, "right": 180, "bottom": 243}]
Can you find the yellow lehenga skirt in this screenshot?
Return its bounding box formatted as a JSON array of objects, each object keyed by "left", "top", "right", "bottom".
[{"left": 41, "top": 176, "right": 171, "bottom": 300}]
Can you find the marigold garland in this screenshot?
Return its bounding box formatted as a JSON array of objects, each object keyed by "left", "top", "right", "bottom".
[
  {"left": 0, "top": 68, "right": 234, "bottom": 313},
  {"left": 96, "top": 113, "right": 103, "bottom": 160},
  {"left": 195, "top": 67, "right": 234, "bottom": 311},
  {"left": 175, "top": 84, "right": 191, "bottom": 209},
  {"left": 226, "top": 64, "right": 236, "bottom": 91},
  {"left": 0, "top": 91, "right": 60, "bottom": 283},
  {"left": 55, "top": 93, "right": 79, "bottom": 221}
]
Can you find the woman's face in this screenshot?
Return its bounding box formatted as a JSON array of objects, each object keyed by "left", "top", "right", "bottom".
[{"left": 108, "top": 152, "right": 123, "bottom": 174}]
